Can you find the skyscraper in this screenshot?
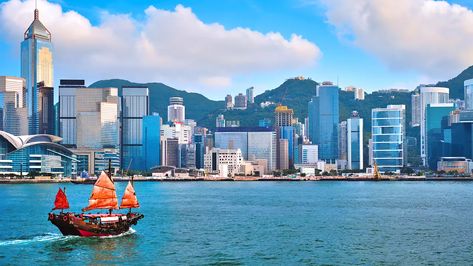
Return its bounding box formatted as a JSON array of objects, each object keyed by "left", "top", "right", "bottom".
[
  {"left": 38, "top": 82, "right": 54, "bottom": 134},
  {"left": 308, "top": 82, "right": 339, "bottom": 161},
  {"left": 425, "top": 103, "right": 455, "bottom": 169},
  {"left": 338, "top": 121, "right": 347, "bottom": 161},
  {"left": 246, "top": 87, "right": 255, "bottom": 104},
  {"left": 274, "top": 105, "right": 294, "bottom": 127},
  {"left": 411, "top": 93, "right": 421, "bottom": 127},
  {"left": 347, "top": 111, "right": 363, "bottom": 170},
  {"left": 0, "top": 76, "right": 28, "bottom": 136},
  {"left": 234, "top": 93, "right": 247, "bottom": 110},
  {"left": 419, "top": 87, "right": 449, "bottom": 165},
  {"left": 21, "top": 8, "right": 53, "bottom": 134},
  {"left": 120, "top": 86, "right": 149, "bottom": 170},
  {"left": 142, "top": 114, "right": 161, "bottom": 170},
  {"left": 465, "top": 79, "right": 473, "bottom": 110},
  {"left": 225, "top": 94, "right": 233, "bottom": 109},
  {"left": 372, "top": 105, "right": 406, "bottom": 173},
  {"left": 167, "top": 97, "right": 185, "bottom": 123}
]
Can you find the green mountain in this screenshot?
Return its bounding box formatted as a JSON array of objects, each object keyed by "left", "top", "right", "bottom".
[
  {"left": 434, "top": 65, "right": 473, "bottom": 99},
  {"left": 89, "top": 79, "right": 224, "bottom": 123}
]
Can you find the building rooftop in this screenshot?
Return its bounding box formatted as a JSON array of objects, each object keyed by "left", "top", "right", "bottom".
[{"left": 24, "top": 9, "right": 51, "bottom": 41}]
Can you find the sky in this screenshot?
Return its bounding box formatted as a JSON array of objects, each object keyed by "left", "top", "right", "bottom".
[{"left": 1, "top": 0, "right": 473, "bottom": 100}]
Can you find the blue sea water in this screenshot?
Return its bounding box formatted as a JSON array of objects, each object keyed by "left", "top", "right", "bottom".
[{"left": 1, "top": 181, "right": 473, "bottom": 265}]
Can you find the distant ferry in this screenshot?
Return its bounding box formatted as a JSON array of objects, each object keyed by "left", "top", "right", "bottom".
[{"left": 48, "top": 171, "right": 144, "bottom": 237}]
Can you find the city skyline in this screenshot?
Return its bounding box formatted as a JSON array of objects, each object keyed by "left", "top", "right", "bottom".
[{"left": 1, "top": 0, "right": 473, "bottom": 99}]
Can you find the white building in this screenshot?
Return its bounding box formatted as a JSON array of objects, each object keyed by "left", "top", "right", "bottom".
[
  {"left": 246, "top": 87, "right": 255, "bottom": 104},
  {"left": 419, "top": 87, "right": 449, "bottom": 166},
  {"left": 301, "top": 144, "right": 318, "bottom": 164},
  {"left": 161, "top": 123, "right": 192, "bottom": 144},
  {"left": 347, "top": 112, "right": 363, "bottom": 170},
  {"left": 204, "top": 148, "right": 243, "bottom": 177},
  {"left": 0, "top": 76, "right": 28, "bottom": 135},
  {"left": 167, "top": 97, "right": 185, "bottom": 123}
]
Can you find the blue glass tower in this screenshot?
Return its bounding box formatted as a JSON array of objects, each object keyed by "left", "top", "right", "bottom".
[
  {"left": 308, "top": 82, "right": 339, "bottom": 161},
  {"left": 280, "top": 126, "right": 295, "bottom": 166},
  {"left": 21, "top": 9, "right": 53, "bottom": 135},
  {"left": 194, "top": 134, "right": 205, "bottom": 169},
  {"left": 142, "top": 114, "right": 161, "bottom": 170}
]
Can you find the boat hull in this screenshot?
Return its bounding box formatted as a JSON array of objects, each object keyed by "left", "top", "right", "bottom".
[{"left": 48, "top": 212, "right": 144, "bottom": 237}]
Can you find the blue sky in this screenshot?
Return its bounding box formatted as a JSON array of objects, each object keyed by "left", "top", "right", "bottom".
[{"left": 1, "top": 0, "right": 473, "bottom": 99}]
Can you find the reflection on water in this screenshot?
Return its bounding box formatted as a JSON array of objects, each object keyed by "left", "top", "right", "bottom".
[{"left": 45, "top": 230, "right": 138, "bottom": 264}]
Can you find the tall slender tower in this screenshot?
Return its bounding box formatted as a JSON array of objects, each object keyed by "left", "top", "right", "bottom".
[{"left": 21, "top": 7, "right": 53, "bottom": 134}]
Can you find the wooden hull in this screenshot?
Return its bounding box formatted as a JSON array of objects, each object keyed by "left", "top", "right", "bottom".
[{"left": 48, "top": 212, "right": 144, "bottom": 237}]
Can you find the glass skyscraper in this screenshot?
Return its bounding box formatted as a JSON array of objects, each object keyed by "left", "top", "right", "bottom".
[
  {"left": 308, "top": 82, "right": 339, "bottom": 161},
  {"left": 425, "top": 103, "right": 455, "bottom": 169},
  {"left": 120, "top": 86, "right": 149, "bottom": 170},
  {"left": 142, "top": 114, "right": 161, "bottom": 170},
  {"left": 347, "top": 112, "right": 363, "bottom": 170},
  {"left": 465, "top": 79, "right": 473, "bottom": 110},
  {"left": 371, "top": 105, "right": 406, "bottom": 173},
  {"left": 21, "top": 9, "right": 53, "bottom": 135}
]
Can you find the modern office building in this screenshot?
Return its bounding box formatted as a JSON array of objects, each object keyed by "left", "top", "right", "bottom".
[
  {"left": 0, "top": 131, "right": 77, "bottom": 176},
  {"left": 411, "top": 93, "right": 421, "bottom": 127},
  {"left": 234, "top": 93, "right": 247, "bottom": 110},
  {"left": 167, "top": 97, "right": 185, "bottom": 123},
  {"left": 161, "top": 123, "right": 192, "bottom": 144},
  {"left": 301, "top": 144, "right": 318, "bottom": 164},
  {"left": 120, "top": 86, "right": 149, "bottom": 170},
  {"left": 338, "top": 121, "right": 347, "bottom": 161},
  {"left": 274, "top": 105, "right": 294, "bottom": 127},
  {"left": 425, "top": 103, "right": 455, "bottom": 169},
  {"left": 279, "top": 126, "right": 295, "bottom": 167},
  {"left": 347, "top": 111, "right": 363, "bottom": 170},
  {"left": 246, "top": 87, "right": 255, "bottom": 104},
  {"left": 194, "top": 134, "right": 206, "bottom": 169},
  {"left": 162, "top": 138, "right": 180, "bottom": 167},
  {"left": 278, "top": 139, "right": 289, "bottom": 170},
  {"left": 59, "top": 85, "right": 120, "bottom": 174},
  {"left": 21, "top": 8, "right": 53, "bottom": 134},
  {"left": 0, "top": 76, "right": 28, "bottom": 136},
  {"left": 465, "top": 79, "right": 473, "bottom": 110},
  {"left": 308, "top": 82, "right": 339, "bottom": 161},
  {"left": 38, "top": 82, "right": 54, "bottom": 134},
  {"left": 225, "top": 94, "right": 233, "bottom": 109},
  {"left": 142, "top": 114, "right": 161, "bottom": 170},
  {"left": 214, "top": 127, "right": 276, "bottom": 171},
  {"left": 204, "top": 148, "right": 243, "bottom": 177},
  {"left": 371, "top": 105, "right": 406, "bottom": 173},
  {"left": 419, "top": 87, "right": 450, "bottom": 166}
]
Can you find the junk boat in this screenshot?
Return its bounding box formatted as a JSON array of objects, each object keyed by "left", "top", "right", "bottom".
[{"left": 48, "top": 171, "right": 144, "bottom": 237}]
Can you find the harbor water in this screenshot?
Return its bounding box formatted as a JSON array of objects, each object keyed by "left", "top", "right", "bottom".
[{"left": 1, "top": 181, "right": 473, "bottom": 265}]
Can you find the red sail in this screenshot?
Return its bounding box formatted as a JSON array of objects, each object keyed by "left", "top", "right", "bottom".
[
  {"left": 82, "top": 171, "right": 118, "bottom": 211},
  {"left": 120, "top": 181, "right": 140, "bottom": 209},
  {"left": 53, "top": 188, "right": 70, "bottom": 210}
]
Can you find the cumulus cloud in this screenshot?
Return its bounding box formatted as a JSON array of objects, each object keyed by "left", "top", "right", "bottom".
[
  {"left": 321, "top": 0, "right": 473, "bottom": 79},
  {"left": 0, "top": 0, "right": 320, "bottom": 94}
]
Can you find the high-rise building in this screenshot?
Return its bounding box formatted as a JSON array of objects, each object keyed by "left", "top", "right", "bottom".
[
  {"left": 308, "top": 82, "right": 339, "bottom": 161},
  {"left": 142, "top": 114, "right": 161, "bottom": 170},
  {"left": 411, "top": 93, "right": 421, "bottom": 127},
  {"left": 21, "top": 8, "right": 53, "bottom": 134},
  {"left": 279, "top": 126, "right": 295, "bottom": 168},
  {"left": 274, "top": 105, "right": 294, "bottom": 127},
  {"left": 167, "top": 97, "right": 185, "bottom": 123},
  {"left": 345, "top": 86, "right": 365, "bottom": 100},
  {"left": 0, "top": 76, "right": 28, "bottom": 136},
  {"left": 120, "top": 86, "right": 149, "bottom": 170},
  {"left": 419, "top": 87, "right": 449, "bottom": 165},
  {"left": 301, "top": 144, "right": 318, "bottom": 164},
  {"left": 214, "top": 127, "right": 276, "bottom": 171},
  {"left": 372, "top": 105, "right": 406, "bottom": 173},
  {"left": 194, "top": 134, "right": 206, "bottom": 169},
  {"left": 338, "top": 121, "right": 347, "bottom": 161},
  {"left": 38, "top": 82, "right": 54, "bottom": 134},
  {"left": 225, "top": 94, "right": 233, "bottom": 109},
  {"left": 58, "top": 86, "right": 120, "bottom": 174},
  {"left": 246, "top": 87, "right": 255, "bottom": 104},
  {"left": 161, "top": 123, "right": 192, "bottom": 144},
  {"left": 162, "top": 138, "right": 179, "bottom": 167},
  {"left": 465, "top": 79, "right": 473, "bottom": 110},
  {"left": 234, "top": 93, "right": 247, "bottom": 110},
  {"left": 278, "top": 139, "right": 289, "bottom": 170},
  {"left": 216, "top": 114, "right": 225, "bottom": 128},
  {"left": 347, "top": 111, "right": 363, "bottom": 170},
  {"left": 425, "top": 103, "right": 455, "bottom": 169}
]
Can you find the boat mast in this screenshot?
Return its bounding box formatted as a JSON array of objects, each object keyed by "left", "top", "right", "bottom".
[{"left": 108, "top": 159, "right": 112, "bottom": 215}]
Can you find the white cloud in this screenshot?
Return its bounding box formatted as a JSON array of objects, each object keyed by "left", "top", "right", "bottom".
[
  {"left": 320, "top": 0, "right": 473, "bottom": 80},
  {"left": 0, "top": 0, "right": 321, "bottom": 95}
]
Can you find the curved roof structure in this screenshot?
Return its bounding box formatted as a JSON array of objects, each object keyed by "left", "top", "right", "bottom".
[{"left": 0, "top": 131, "right": 65, "bottom": 152}]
